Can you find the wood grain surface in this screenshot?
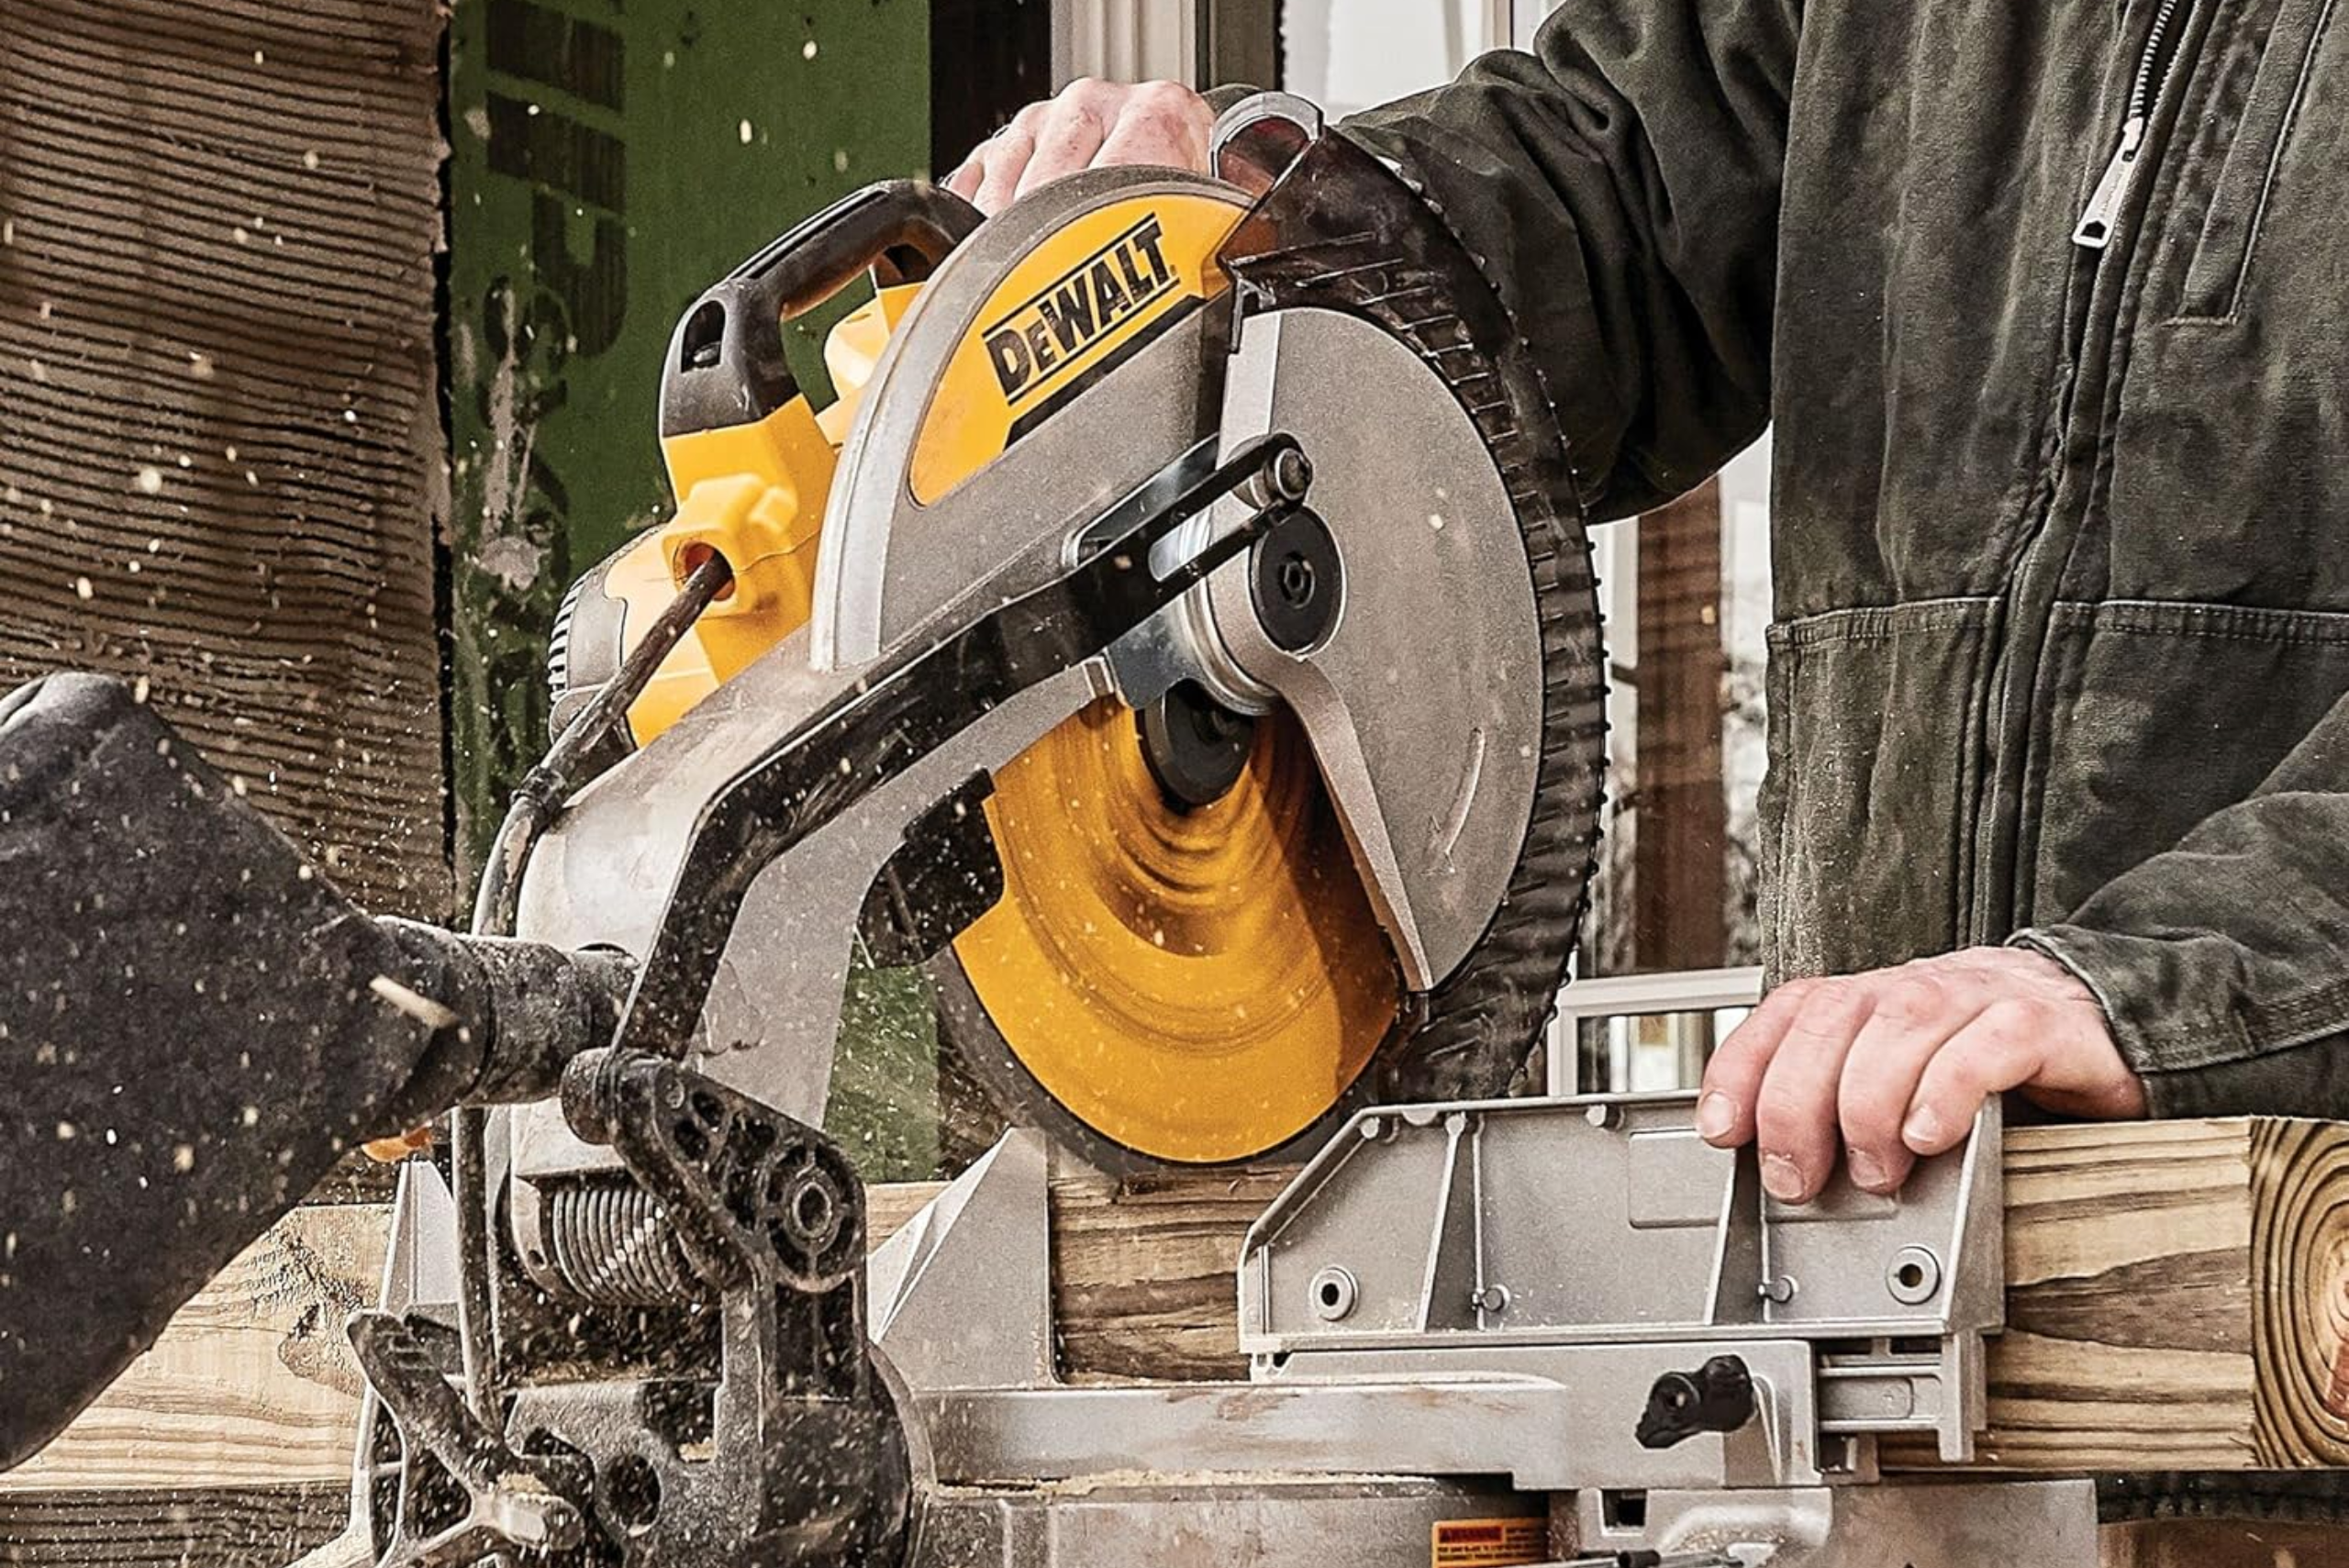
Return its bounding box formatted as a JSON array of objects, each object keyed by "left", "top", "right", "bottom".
[
  {"left": 0, "top": 1485, "right": 348, "bottom": 1566},
  {"left": 0, "top": 1210, "right": 386, "bottom": 1495}
]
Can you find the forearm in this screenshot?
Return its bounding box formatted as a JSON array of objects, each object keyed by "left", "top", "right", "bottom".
[{"left": 1339, "top": 0, "right": 1796, "bottom": 518}]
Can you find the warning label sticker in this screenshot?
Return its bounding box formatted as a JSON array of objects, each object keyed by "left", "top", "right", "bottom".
[{"left": 1430, "top": 1517, "right": 1548, "bottom": 1566}]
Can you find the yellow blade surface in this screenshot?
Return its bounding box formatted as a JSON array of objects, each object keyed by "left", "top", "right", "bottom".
[{"left": 950, "top": 698, "right": 1399, "bottom": 1163}]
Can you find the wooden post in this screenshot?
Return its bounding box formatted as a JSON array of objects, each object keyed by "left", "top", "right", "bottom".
[{"left": 1631, "top": 478, "right": 1729, "bottom": 972}]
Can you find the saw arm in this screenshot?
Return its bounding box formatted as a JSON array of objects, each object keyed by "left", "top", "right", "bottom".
[{"left": 604, "top": 433, "right": 1313, "bottom": 1064}]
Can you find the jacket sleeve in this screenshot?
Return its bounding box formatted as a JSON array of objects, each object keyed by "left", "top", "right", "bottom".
[
  {"left": 2014, "top": 697, "right": 2349, "bottom": 1118},
  {"left": 1332, "top": 0, "right": 1799, "bottom": 520}
]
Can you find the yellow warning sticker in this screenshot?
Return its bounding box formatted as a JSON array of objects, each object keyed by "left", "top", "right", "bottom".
[{"left": 1431, "top": 1516, "right": 1548, "bottom": 1566}]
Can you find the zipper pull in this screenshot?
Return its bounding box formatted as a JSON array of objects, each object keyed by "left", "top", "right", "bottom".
[{"left": 2073, "top": 115, "right": 2146, "bottom": 251}]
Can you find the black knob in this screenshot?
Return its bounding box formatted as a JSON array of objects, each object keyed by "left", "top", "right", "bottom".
[
  {"left": 1250, "top": 507, "right": 1343, "bottom": 652},
  {"left": 1635, "top": 1355, "right": 1757, "bottom": 1450}
]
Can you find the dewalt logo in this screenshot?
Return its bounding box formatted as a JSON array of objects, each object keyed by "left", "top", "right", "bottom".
[{"left": 984, "top": 214, "right": 1177, "bottom": 405}]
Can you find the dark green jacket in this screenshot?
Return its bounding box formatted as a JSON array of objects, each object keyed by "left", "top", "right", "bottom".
[{"left": 1343, "top": 0, "right": 2349, "bottom": 1118}]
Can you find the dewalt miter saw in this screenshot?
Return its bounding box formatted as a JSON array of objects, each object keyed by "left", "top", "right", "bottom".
[
  {"left": 530, "top": 94, "right": 1605, "bottom": 1174},
  {"left": 0, "top": 96, "right": 2097, "bottom": 1567}
]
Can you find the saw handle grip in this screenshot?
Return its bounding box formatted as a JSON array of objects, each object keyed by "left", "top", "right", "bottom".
[
  {"left": 662, "top": 181, "right": 982, "bottom": 439},
  {"left": 737, "top": 179, "right": 981, "bottom": 316}
]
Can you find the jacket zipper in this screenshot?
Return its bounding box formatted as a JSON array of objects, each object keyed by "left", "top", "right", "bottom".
[
  {"left": 2074, "top": 0, "right": 2193, "bottom": 249},
  {"left": 1978, "top": 0, "right": 2202, "bottom": 939}
]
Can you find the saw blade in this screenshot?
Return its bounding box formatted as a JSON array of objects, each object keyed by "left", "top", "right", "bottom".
[
  {"left": 921, "top": 136, "right": 1609, "bottom": 1171},
  {"left": 577, "top": 149, "right": 1608, "bottom": 1173},
  {"left": 937, "top": 698, "right": 1404, "bottom": 1165}
]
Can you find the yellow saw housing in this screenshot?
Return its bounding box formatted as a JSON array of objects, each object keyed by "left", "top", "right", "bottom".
[{"left": 575, "top": 186, "right": 1398, "bottom": 1166}]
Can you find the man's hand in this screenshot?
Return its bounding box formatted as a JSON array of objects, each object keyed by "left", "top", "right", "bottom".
[
  {"left": 945, "top": 79, "right": 1216, "bottom": 216},
  {"left": 1697, "top": 947, "right": 2147, "bottom": 1202}
]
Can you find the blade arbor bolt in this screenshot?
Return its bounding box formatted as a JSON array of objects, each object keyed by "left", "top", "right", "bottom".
[
  {"left": 1249, "top": 507, "right": 1343, "bottom": 654},
  {"left": 1279, "top": 557, "right": 1316, "bottom": 604},
  {"left": 1140, "top": 681, "right": 1257, "bottom": 811}
]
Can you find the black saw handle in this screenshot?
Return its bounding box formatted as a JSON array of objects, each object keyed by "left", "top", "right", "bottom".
[{"left": 661, "top": 181, "right": 983, "bottom": 439}]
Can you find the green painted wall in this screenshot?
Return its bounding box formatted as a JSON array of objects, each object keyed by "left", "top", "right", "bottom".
[
  {"left": 446, "top": 0, "right": 941, "bottom": 1176},
  {"left": 447, "top": 0, "right": 928, "bottom": 866}
]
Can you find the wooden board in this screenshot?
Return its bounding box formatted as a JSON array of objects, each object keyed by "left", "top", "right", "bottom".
[
  {"left": 0, "top": 1210, "right": 387, "bottom": 1496},
  {"left": 0, "top": 1485, "right": 348, "bottom": 1567},
  {"left": 16, "top": 1118, "right": 2349, "bottom": 1497},
  {"left": 0, "top": 0, "right": 451, "bottom": 917}
]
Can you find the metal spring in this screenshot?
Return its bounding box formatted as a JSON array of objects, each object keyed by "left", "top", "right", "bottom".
[{"left": 545, "top": 1180, "right": 703, "bottom": 1306}]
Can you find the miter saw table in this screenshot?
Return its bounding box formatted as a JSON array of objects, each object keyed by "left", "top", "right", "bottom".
[{"left": 341, "top": 1078, "right": 2086, "bottom": 1566}]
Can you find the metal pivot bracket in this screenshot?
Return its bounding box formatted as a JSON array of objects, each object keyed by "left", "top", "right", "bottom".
[
  {"left": 526, "top": 1047, "right": 923, "bottom": 1566},
  {"left": 1240, "top": 1093, "right": 2004, "bottom": 1479},
  {"left": 343, "top": 1311, "right": 589, "bottom": 1567}
]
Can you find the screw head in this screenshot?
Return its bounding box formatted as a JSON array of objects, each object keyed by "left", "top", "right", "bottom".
[{"left": 1269, "top": 446, "right": 1313, "bottom": 503}]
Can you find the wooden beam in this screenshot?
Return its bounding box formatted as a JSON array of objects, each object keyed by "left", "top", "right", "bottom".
[
  {"left": 1031, "top": 1118, "right": 2349, "bottom": 1473},
  {"left": 0, "top": 1208, "right": 387, "bottom": 1495},
  {"left": 1887, "top": 1117, "right": 2349, "bottom": 1471},
  {"left": 17, "top": 1118, "right": 2349, "bottom": 1496}
]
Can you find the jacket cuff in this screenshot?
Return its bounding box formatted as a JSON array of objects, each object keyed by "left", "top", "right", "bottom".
[{"left": 2009, "top": 925, "right": 2343, "bottom": 1119}]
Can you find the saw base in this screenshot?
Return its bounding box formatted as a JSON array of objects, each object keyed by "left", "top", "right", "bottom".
[
  {"left": 916, "top": 1480, "right": 1545, "bottom": 1568},
  {"left": 911, "top": 1478, "right": 2095, "bottom": 1568}
]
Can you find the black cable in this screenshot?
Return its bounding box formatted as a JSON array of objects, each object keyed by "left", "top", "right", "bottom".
[
  {"left": 471, "top": 550, "right": 738, "bottom": 937},
  {"left": 452, "top": 547, "right": 735, "bottom": 1422}
]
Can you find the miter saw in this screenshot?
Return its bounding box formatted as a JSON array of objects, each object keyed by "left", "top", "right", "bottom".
[{"left": 0, "top": 96, "right": 2098, "bottom": 1566}]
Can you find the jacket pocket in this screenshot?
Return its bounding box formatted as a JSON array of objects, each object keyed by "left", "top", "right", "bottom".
[
  {"left": 1758, "top": 598, "right": 1999, "bottom": 984},
  {"left": 2174, "top": 0, "right": 2338, "bottom": 321},
  {"left": 2029, "top": 600, "right": 2349, "bottom": 924}
]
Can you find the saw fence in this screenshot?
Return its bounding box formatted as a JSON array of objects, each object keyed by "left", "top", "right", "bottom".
[{"left": 6, "top": 1117, "right": 2346, "bottom": 1563}]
